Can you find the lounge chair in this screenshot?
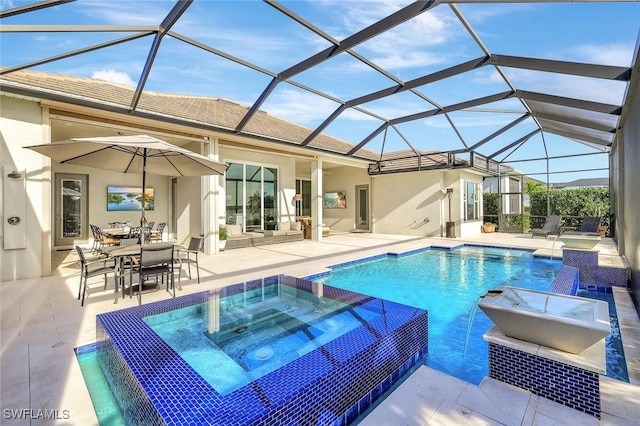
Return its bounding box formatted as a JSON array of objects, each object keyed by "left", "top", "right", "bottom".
[
  {"left": 563, "top": 216, "right": 601, "bottom": 237},
  {"left": 531, "top": 215, "right": 562, "bottom": 238}
]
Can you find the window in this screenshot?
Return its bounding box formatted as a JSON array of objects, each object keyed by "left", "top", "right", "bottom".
[
  {"left": 225, "top": 162, "right": 279, "bottom": 231},
  {"left": 464, "top": 181, "right": 481, "bottom": 221}
]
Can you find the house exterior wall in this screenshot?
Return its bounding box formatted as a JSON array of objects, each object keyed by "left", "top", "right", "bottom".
[
  {"left": 371, "top": 170, "right": 444, "bottom": 237},
  {"left": 1, "top": 95, "right": 48, "bottom": 280},
  {"left": 1, "top": 92, "right": 486, "bottom": 280},
  {"left": 614, "top": 80, "right": 640, "bottom": 316},
  {"left": 322, "top": 166, "right": 370, "bottom": 232}
]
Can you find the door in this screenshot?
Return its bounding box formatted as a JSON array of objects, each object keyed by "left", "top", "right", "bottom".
[
  {"left": 225, "top": 163, "right": 279, "bottom": 231},
  {"left": 54, "top": 173, "right": 88, "bottom": 247},
  {"left": 355, "top": 185, "right": 369, "bottom": 231}
]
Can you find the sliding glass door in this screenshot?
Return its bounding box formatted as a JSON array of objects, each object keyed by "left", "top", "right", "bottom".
[{"left": 225, "top": 163, "right": 278, "bottom": 231}]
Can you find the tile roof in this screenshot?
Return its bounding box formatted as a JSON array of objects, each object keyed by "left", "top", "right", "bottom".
[{"left": 0, "top": 69, "right": 380, "bottom": 161}]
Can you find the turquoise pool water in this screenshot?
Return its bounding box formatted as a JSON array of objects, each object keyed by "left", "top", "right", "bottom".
[
  {"left": 312, "top": 245, "right": 628, "bottom": 384},
  {"left": 142, "top": 287, "right": 380, "bottom": 395}
]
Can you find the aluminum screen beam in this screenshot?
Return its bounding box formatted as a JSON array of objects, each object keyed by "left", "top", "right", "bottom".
[
  {"left": 236, "top": 0, "right": 438, "bottom": 132},
  {"left": 0, "top": 32, "right": 153, "bottom": 75},
  {"left": 130, "top": 0, "right": 193, "bottom": 111},
  {"left": 488, "top": 129, "right": 541, "bottom": 159},
  {"left": 301, "top": 57, "right": 489, "bottom": 146},
  {"left": 0, "top": 25, "right": 157, "bottom": 32},
  {"left": 0, "top": 0, "right": 74, "bottom": 19},
  {"left": 517, "top": 90, "right": 623, "bottom": 115},
  {"left": 490, "top": 54, "right": 631, "bottom": 81},
  {"left": 467, "top": 114, "right": 532, "bottom": 151}
]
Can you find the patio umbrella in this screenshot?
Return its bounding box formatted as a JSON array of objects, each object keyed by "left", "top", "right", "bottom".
[{"left": 26, "top": 134, "right": 228, "bottom": 240}]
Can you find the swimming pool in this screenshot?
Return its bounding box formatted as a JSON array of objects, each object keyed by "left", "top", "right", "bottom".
[
  {"left": 309, "top": 245, "right": 627, "bottom": 384},
  {"left": 76, "top": 244, "right": 627, "bottom": 424}
]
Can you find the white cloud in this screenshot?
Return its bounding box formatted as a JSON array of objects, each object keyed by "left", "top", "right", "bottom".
[
  {"left": 471, "top": 69, "right": 505, "bottom": 85},
  {"left": 263, "top": 88, "right": 340, "bottom": 125},
  {"left": 77, "top": 0, "right": 169, "bottom": 25},
  {"left": 573, "top": 43, "right": 635, "bottom": 67},
  {"left": 316, "top": 1, "right": 462, "bottom": 71},
  {"left": 91, "top": 69, "right": 136, "bottom": 87}
]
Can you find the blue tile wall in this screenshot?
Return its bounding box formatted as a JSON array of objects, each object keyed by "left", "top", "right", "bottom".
[
  {"left": 95, "top": 275, "right": 428, "bottom": 425},
  {"left": 562, "top": 248, "right": 628, "bottom": 288},
  {"left": 548, "top": 265, "right": 579, "bottom": 295},
  {"left": 488, "top": 343, "right": 601, "bottom": 418}
]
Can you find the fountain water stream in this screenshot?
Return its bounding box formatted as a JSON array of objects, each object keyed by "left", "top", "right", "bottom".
[{"left": 463, "top": 298, "right": 481, "bottom": 360}]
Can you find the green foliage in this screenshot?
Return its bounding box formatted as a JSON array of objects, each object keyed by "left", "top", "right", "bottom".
[
  {"left": 219, "top": 226, "right": 227, "bottom": 241},
  {"left": 524, "top": 181, "right": 545, "bottom": 193},
  {"left": 483, "top": 187, "right": 608, "bottom": 234},
  {"left": 502, "top": 213, "right": 530, "bottom": 231},
  {"left": 529, "top": 187, "right": 609, "bottom": 232},
  {"left": 483, "top": 192, "right": 499, "bottom": 217}
]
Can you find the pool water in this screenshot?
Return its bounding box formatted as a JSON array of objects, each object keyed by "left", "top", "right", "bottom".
[
  {"left": 312, "top": 245, "right": 628, "bottom": 384},
  {"left": 143, "top": 288, "right": 379, "bottom": 395},
  {"left": 75, "top": 346, "right": 126, "bottom": 426},
  {"left": 578, "top": 289, "right": 629, "bottom": 381}
]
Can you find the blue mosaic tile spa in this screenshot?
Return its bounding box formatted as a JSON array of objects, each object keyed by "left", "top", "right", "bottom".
[{"left": 95, "top": 275, "right": 428, "bottom": 425}]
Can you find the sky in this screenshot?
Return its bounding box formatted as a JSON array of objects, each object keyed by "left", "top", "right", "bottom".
[{"left": 2, "top": 0, "right": 639, "bottom": 183}]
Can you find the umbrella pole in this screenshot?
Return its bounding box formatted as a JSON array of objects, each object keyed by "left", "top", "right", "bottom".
[{"left": 141, "top": 149, "right": 147, "bottom": 247}]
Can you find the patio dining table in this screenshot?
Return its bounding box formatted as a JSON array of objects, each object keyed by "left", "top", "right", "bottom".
[
  {"left": 101, "top": 227, "right": 131, "bottom": 238},
  {"left": 102, "top": 242, "right": 177, "bottom": 303}
]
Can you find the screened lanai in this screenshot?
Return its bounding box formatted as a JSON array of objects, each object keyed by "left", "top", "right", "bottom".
[
  {"left": 1, "top": 0, "right": 638, "bottom": 181},
  {"left": 2, "top": 0, "right": 640, "bottom": 308}
]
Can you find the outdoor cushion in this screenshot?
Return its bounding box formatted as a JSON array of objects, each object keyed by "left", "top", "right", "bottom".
[
  {"left": 278, "top": 221, "right": 290, "bottom": 231},
  {"left": 226, "top": 224, "right": 243, "bottom": 236},
  {"left": 290, "top": 221, "right": 301, "bottom": 231}
]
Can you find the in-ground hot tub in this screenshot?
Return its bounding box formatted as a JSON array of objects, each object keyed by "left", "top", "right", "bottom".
[
  {"left": 95, "top": 275, "right": 428, "bottom": 425},
  {"left": 478, "top": 286, "right": 610, "bottom": 354}
]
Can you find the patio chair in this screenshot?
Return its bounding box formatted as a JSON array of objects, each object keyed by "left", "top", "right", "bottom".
[
  {"left": 131, "top": 244, "right": 175, "bottom": 305},
  {"left": 175, "top": 236, "right": 202, "bottom": 284},
  {"left": 531, "top": 215, "right": 562, "bottom": 239},
  {"left": 563, "top": 216, "right": 601, "bottom": 237},
  {"left": 91, "top": 224, "right": 119, "bottom": 253},
  {"left": 149, "top": 222, "right": 166, "bottom": 243},
  {"left": 75, "top": 245, "right": 117, "bottom": 306}
]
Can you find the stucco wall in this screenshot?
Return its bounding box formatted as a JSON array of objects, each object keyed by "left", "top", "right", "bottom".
[
  {"left": 370, "top": 170, "right": 446, "bottom": 237},
  {"left": 65, "top": 166, "right": 169, "bottom": 233},
  {"left": 616, "top": 82, "right": 640, "bottom": 315},
  {"left": 1, "top": 95, "right": 46, "bottom": 280},
  {"left": 322, "top": 166, "right": 370, "bottom": 232}
]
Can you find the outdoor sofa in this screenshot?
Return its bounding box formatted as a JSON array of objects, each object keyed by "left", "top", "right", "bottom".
[{"left": 223, "top": 221, "right": 303, "bottom": 250}]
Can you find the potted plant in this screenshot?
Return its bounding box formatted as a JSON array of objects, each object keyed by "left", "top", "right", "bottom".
[
  {"left": 219, "top": 226, "right": 227, "bottom": 250},
  {"left": 483, "top": 222, "right": 496, "bottom": 233},
  {"left": 598, "top": 224, "right": 606, "bottom": 237}
]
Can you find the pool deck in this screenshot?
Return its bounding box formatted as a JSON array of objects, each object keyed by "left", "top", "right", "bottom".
[{"left": 1, "top": 232, "right": 638, "bottom": 425}]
